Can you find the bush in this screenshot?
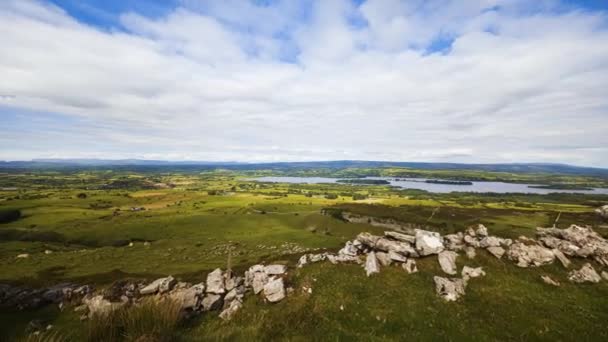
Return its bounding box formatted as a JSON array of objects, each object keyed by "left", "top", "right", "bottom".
[
  {"left": 0, "top": 209, "right": 21, "bottom": 223},
  {"left": 77, "top": 193, "right": 87, "bottom": 199}
]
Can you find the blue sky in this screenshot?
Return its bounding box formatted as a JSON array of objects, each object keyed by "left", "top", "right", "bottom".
[{"left": 1, "top": 0, "right": 608, "bottom": 166}]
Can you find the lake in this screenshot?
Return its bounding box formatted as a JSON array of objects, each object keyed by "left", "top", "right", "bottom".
[{"left": 250, "top": 176, "right": 608, "bottom": 195}]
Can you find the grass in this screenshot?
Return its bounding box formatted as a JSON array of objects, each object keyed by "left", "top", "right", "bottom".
[{"left": 1, "top": 168, "right": 608, "bottom": 340}]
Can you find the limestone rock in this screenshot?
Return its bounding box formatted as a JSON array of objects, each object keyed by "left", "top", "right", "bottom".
[
  {"left": 252, "top": 271, "right": 269, "bottom": 294},
  {"left": 601, "top": 271, "right": 608, "bottom": 281},
  {"left": 327, "top": 254, "right": 360, "bottom": 264},
  {"left": 465, "top": 246, "right": 476, "bottom": 259},
  {"left": 264, "top": 265, "right": 287, "bottom": 275},
  {"left": 461, "top": 266, "right": 485, "bottom": 279},
  {"left": 201, "top": 294, "right": 223, "bottom": 311},
  {"left": 463, "top": 235, "right": 480, "bottom": 248},
  {"left": 356, "top": 232, "right": 381, "bottom": 248},
  {"left": 16, "top": 254, "right": 29, "bottom": 259},
  {"left": 479, "top": 236, "right": 502, "bottom": 248},
  {"left": 433, "top": 276, "right": 467, "bottom": 302},
  {"left": 507, "top": 243, "right": 554, "bottom": 267},
  {"left": 384, "top": 231, "right": 416, "bottom": 243},
  {"left": 83, "top": 295, "right": 122, "bottom": 317},
  {"left": 219, "top": 299, "right": 242, "bottom": 320},
  {"left": 388, "top": 250, "right": 407, "bottom": 263},
  {"left": 375, "top": 252, "right": 392, "bottom": 266},
  {"left": 568, "top": 263, "right": 601, "bottom": 283},
  {"left": 541, "top": 275, "right": 560, "bottom": 286},
  {"left": 375, "top": 238, "right": 418, "bottom": 257},
  {"left": 206, "top": 269, "right": 225, "bottom": 294},
  {"left": 338, "top": 241, "right": 359, "bottom": 257},
  {"left": 140, "top": 276, "right": 173, "bottom": 295},
  {"left": 297, "top": 255, "right": 308, "bottom": 268},
  {"left": 595, "top": 205, "right": 608, "bottom": 220},
  {"left": 475, "top": 224, "right": 489, "bottom": 237},
  {"left": 438, "top": 251, "right": 458, "bottom": 275},
  {"left": 170, "top": 284, "right": 204, "bottom": 310},
  {"left": 365, "top": 252, "right": 380, "bottom": 276},
  {"left": 486, "top": 246, "right": 505, "bottom": 259},
  {"left": 158, "top": 276, "right": 176, "bottom": 294},
  {"left": 443, "top": 233, "right": 465, "bottom": 251},
  {"left": 263, "top": 277, "right": 285, "bottom": 303},
  {"left": 402, "top": 259, "right": 418, "bottom": 274},
  {"left": 415, "top": 230, "right": 444, "bottom": 256},
  {"left": 552, "top": 249, "right": 571, "bottom": 268}
]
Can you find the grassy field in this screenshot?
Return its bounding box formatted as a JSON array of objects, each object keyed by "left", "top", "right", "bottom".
[{"left": 1, "top": 168, "right": 607, "bottom": 340}]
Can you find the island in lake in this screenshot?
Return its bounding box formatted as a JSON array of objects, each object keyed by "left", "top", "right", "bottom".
[
  {"left": 336, "top": 179, "right": 390, "bottom": 185},
  {"left": 425, "top": 179, "right": 473, "bottom": 185},
  {"left": 528, "top": 184, "right": 594, "bottom": 191}
]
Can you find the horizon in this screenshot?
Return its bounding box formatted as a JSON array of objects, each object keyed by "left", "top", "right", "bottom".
[{"left": 2, "top": 1, "right": 608, "bottom": 167}]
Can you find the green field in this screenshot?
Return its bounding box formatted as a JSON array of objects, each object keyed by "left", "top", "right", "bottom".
[{"left": 1, "top": 167, "right": 607, "bottom": 341}]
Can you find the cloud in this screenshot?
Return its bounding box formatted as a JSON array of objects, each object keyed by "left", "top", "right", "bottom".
[{"left": 0, "top": 0, "right": 607, "bottom": 166}]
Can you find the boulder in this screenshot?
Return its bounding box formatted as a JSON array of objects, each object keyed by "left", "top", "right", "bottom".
[
  {"left": 264, "top": 265, "right": 287, "bottom": 275},
  {"left": 356, "top": 232, "right": 381, "bottom": 248},
  {"left": 438, "top": 251, "right": 458, "bottom": 275},
  {"left": 486, "top": 246, "right": 505, "bottom": 259},
  {"left": 463, "top": 235, "right": 480, "bottom": 248},
  {"left": 158, "top": 276, "right": 176, "bottom": 294},
  {"left": 225, "top": 276, "right": 243, "bottom": 291},
  {"left": 375, "top": 252, "right": 392, "bottom": 266},
  {"left": 475, "top": 224, "right": 489, "bottom": 237},
  {"left": 507, "top": 243, "right": 554, "bottom": 267},
  {"left": 252, "top": 271, "right": 269, "bottom": 294},
  {"left": 461, "top": 266, "right": 485, "bottom": 279},
  {"left": 595, "top": 205, "right": 608, "bottom": 220},
  {"left": 201, "top": 294, "right": 223, "bottom": 311},
  {"left": 443, "top": 233, "right": 465, "bottom": 251},
  {"left": 338, "top": 241, "right": 359, "bottom": 257},
  {"left": 568, "top": 263, "right": 601, "bottom": 283},
  {"left": 552, "top": 249, "right": 571, "bottom": 268},
  {"left": 140, "top": 276, "right": 173, "bottom": 295},
  {"left": 297, "top": 255, "right": 308, "bottom": 268},
  {"left": 433, "top": 276, "right": 467, "bottom": 302},
  {"left": 402, "top": 259, "right": 418, "bottom": 274},
  {"left": 219, "top": 299, "right": 242, "bottom": 321},
  {"left": 541, "top": 275, "right": 560, "bottom": 286},
  {"left": 82, "top": 295, "right": 122, "bottom": 317},
  {"left": 365, "top": 252, "right": 380, "bottom": 276},
  {"left": 388, "top": 250, "right": 407, "bottom": 263},
  {"left": 479, "top": 236, "right": 502, "bottom": 248},
  {"left": 415, "top": 230, "right": 444, "bottom": 256},
  {"left": 263, "top": 277, "right": 285, "bottom": 303},
  {"left": 384, "top": 231, "right": 416, "bottom": 243},
  {"left": 170, "top": 284, "right": 204, "bottom": 310},
  {"left": 375, "top": 238, "right": 418, "bottom": 257},
  {"left": 206, "top": 269, "right": 225, "bottom": 294},
  {"left": 465, "top": 246, "right": 476, "bottom": 259}
]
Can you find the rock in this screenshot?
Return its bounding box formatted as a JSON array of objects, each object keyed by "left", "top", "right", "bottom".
[
  {"left": 479, "top": 236, "right": 502, "bottom": 248},
  {"left": 140, "top": 276, "right": 173, "bottom": 295},
  {"left": 201, "top": 294, "right": 223, "bottom": 311},
  {"left": 541, "top": 275, "right": 560, "bottom": 286},
  {"left": 206, "top": 269, "right": 225, "bottom": 294},
  {"left": 309, "top": 253, "right": 327, "bottom": 263},
  {"left": 415, "top": 230, "right": 444, "bottom": 256},
  {"left": 601, "top": 271, "right": 608, "bottom": 281},
  {"left": 438, "top": 251, "right": 458, "bottom": 275},
  {"left": 595, "top": 205, "right": 608, "bottom": 220},
  {"left": 402, "top": 259, "right": 418, "bottom": 274},
  {"left": 170, "top": 283, "right": 204, "bottom": 310},
  {"left": 475, "top": 224, "right": 489, "bottom": 237},
  {"left": 375, "top": 238, "right": 418, "bottom": 257},
  {"left": 44, "top": 250, "right": 53, "bottom": 255},
  {"left": 443, "top": 233, "right": 465, "bottom": 251},
  {"left": 225, "top": 276, "right": 242, "bottom": 291},
  {"left": 384, "top": 231, "right": 416, "bottom": 243},
  {"left": 16, "top": 253, "right": 29, "bottom": 259},
  {"left": 486, "top": 246, "right": 505, "bottom": 259},
  {"left": 264, "top": 264, "right": 287, "bottom": 275},
  {"left": 356, "top": 232, "right": 381, "bottom": 248},
  {"left": 461, "top": 266, "right": 485, "bottom": 279},
  {"left": 364, "top": 252, "right": 380, "bottom": 276},
  {"left": 252, "top": 271, "right": 269, "bottom": 294},
  {"left": 263, "top": 277, "right": 285, "bottom": 303},
  {"left": 463, "top": 235, "right": 480, "bottom": 248},
  {"left": 433, "top": 276, "right": 467, "bottom": 302},
  {"left": 465, "top": 246, "right": 476, "bottom": 259},
  {"left": 388, "top": 250, "right": 407, "bottom": 263},
  {"left": 507, "top": 243, "right": 554, "bottom": 267},
  {"left": 568, "top": 263, "right": 601, "bottom": 283},
  {"left": 158, "top": 276, "right": 176, "bottom": 294},
  {"left": 83, "top": 295, "right": 121, "bottom": 317},
  {"left": 552, "top": 249, "right": 571, "bottom": 268},
  {"left": 375, "top": 252, "right": 392, "bottom": 266},
  {"left": 327, "top": 253, "right": 360, "bottom": 264},
  {"left": 338, "top": 241, "right": 359, "bottom": 256},
  {"left": 297, "top": 255, "right": 308, "bottom": 268},
  {"left": 219, "top": 299, "right": 242, "bottom": 320}
]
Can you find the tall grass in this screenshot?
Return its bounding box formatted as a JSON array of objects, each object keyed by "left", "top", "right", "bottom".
[
  {"left": 86, "top": 298, "right": 183, "bottom": 342},
  {"left": 16, "top": 331, "right": 70, "bottom": 342}
]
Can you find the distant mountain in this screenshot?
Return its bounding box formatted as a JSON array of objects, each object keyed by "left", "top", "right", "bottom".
[{"left": 1, "top": 159, "right": 607, "bottom": 177}]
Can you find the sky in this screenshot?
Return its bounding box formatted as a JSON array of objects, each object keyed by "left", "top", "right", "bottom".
[{"left": 1, "top": 0, "right": 608, "bottom": 167}]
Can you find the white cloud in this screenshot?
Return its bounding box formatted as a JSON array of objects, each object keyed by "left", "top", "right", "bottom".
[{"left": 0, "top": 0, "right": 607, "bottom": 166}]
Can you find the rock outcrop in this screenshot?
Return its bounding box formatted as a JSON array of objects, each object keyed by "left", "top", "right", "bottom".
[{"left": 568, "top": 263, "right": 602, "bottom": 283}]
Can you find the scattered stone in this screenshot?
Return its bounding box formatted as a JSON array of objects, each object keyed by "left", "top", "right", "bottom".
[
  {"left": 415, "top": 230, "right": 444, "bottom": 256},
  {"left": 438, "top": 251, "right": 458, "bottom": 275},
  {"left": 219, "top": 299, "right": 242, "bottom": 320},
  {"left": 461, "top": 266, "right": 485, "bottom": 279},
  {"left": 465, "top": 246, "right": 476, "bottom": 259},
  {"left": 443, "top": 233, "right": 465, "bottom": 251},
  {"left": 375, "top": 238, "right": 418, "bottom": 257},
  {"left": 552, "top": 249, "right": 571, "bottom": 268},
  {"left": 402, "top": 259, "right": 418, "bottom": 274},
  {"left": 433, "top": 276, "right": 467, "bottom": 302},
  {"left": 568, "top": 263, "right": 601, "bottom": 283},
  {"left": 595, "top": 205, "right": 608, "bottom": 220},
  {"left": 140, "top": 277, "right": 172, "bottom": 295},
  {"left": 158, "top": 276, "right": 176, "bottom": 294},
  {"left": 541, "top": 275, "right": 560, "bottom": 286},
  {"left": 364, "top": 252, "right": 380, "bottom": 276},
  {"left": 206, "top": 269, "right": 225, "bottom": 294},
  {"left": 171, "top": 284, "right": 204, "bottom": 310},
  {"left": 82, "top": 295, "right": 122, "bottom": 317},
  {"left": 507, "top": 243, "right": 554, "bottom": 267},
  {"left": 264, "top": 264, "right": 287, "bottom": 275},
  {"left": 201, "top": 294, "right": 223, "bottom": 311},
  {"left": 375, "top": 252, "right": 392, "bottom": 266},
  {"left": 475, "top": 224, "right": 489, "bottom": 237},
  {"left": 263, "top": 277, "right": 285, "bottom": 303},
  {"left": 16, "top": 253, "right": 29, "bottom": 259},
  {"left": 356, "top": 232, "right": 381, "bottom": 248},
  {"left": 297, "top": 255, "right": 308, "bottom": 268},
  {"left": 388, "top": 250, "right": 407, "bottom": 263},
  {"left": 384, "top": 231, "right": 416, "bottom": 243},
  {"left": 44, "top": 250, "right": 53, "bottom": 255},
  {"left": 601, "top": 271, "right": 608, "bottom": 281},
  {"left": 486, "top": 246, "right": 505, "bottom": 259},
  {"left": 338, "top": 241, "right": 359, "bottom": 257},
  {"left": 479, "top": 236, "right": 502, "bottom": 248}
]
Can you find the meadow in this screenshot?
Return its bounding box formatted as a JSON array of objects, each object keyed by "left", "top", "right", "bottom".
[{"left": 1, "top": 167, "right": 607, "bottom": 341}]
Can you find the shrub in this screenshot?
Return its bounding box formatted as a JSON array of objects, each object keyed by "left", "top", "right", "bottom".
[{"left": 0, "top": 209, "right": 21, "bottom": 223}]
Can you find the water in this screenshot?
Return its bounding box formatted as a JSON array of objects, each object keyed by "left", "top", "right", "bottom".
[{"left": 250, "top": 176, "right": 608, "bottom": 195}]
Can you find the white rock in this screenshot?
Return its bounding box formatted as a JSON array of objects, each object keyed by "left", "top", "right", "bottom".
[
  {"left": 338, "top": 241, "right": 359, "bottom": 257},
  {"left": 507, "top": 243, "right": 555, "bottom": 267},
  {"left": 206, "top": 269, "right": 225, "bottom": 294},
  {"left": 402, "top": 259, "right": 418, "bottom": 274},
  {"left": 479, "top": 236, "right": 501, "bottom": 248},
  {"left": 461, "top": 266, "right": 485, "bottom": 279},
  {"left": 486, "top": 246, "right": 505, "bottom": 259},
  {"left": 264, "top": 264, "right": 287, "bottom": 275},
  {"left": 384, "top": 231, "right": 416, "bottom": 243},
  {"left": 388, "top": 250, "right": 407, "bottom": 263},
  {"left": 297, "top": 255, "right": 308, "bottom": 268},
  {"left": 552, "top": 249, "right": 571, "bottom": 268},
  {"left": 219, "top": 299, "right": 242, "bottom": 320},
  {"left": 140, "top": 276, "right": 170, "bottom": 295},
  {"left": 433, "top": 276, "right": 467, "bottom": 302},
  {"left": 415, "top": 230, "right": 445, "bottom": 256},
  {"left": 365, "top": 252, "right": 380, "bottom": 276},
  {"left": 465, "top": 247, "right": 476, "bottom": 259},
  {"left": 83, "top": 295, "right": 122, "bottom": 317},
  {"left": 252, "top": 271, "right": 269, "bottom": 294},
  {"left": 438, "top": 251, "right": 458, "bottom": 275},
  {"left": 475, "top": 224, "right": 489, "bottom": 237},
  {"left": 375, "top": 252, "right": 392, "bottom": 266},
  {"left": 158, "top": 276, "right": 176, "bottom": 294},
  {"left": 201, "top": 294, "right": 223, "bottom": 311},
  {"left": 16, "top": 254, "right": 29, "bottom": 259},
  {"left": 541, "top": 275, "right": 560, "bottom": 286},
  {"left": 568, "top": 263, "right": 601, "bottom": 283},
  {"left": 263, "top": 277, "right": 286, "bottom": 303}
]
